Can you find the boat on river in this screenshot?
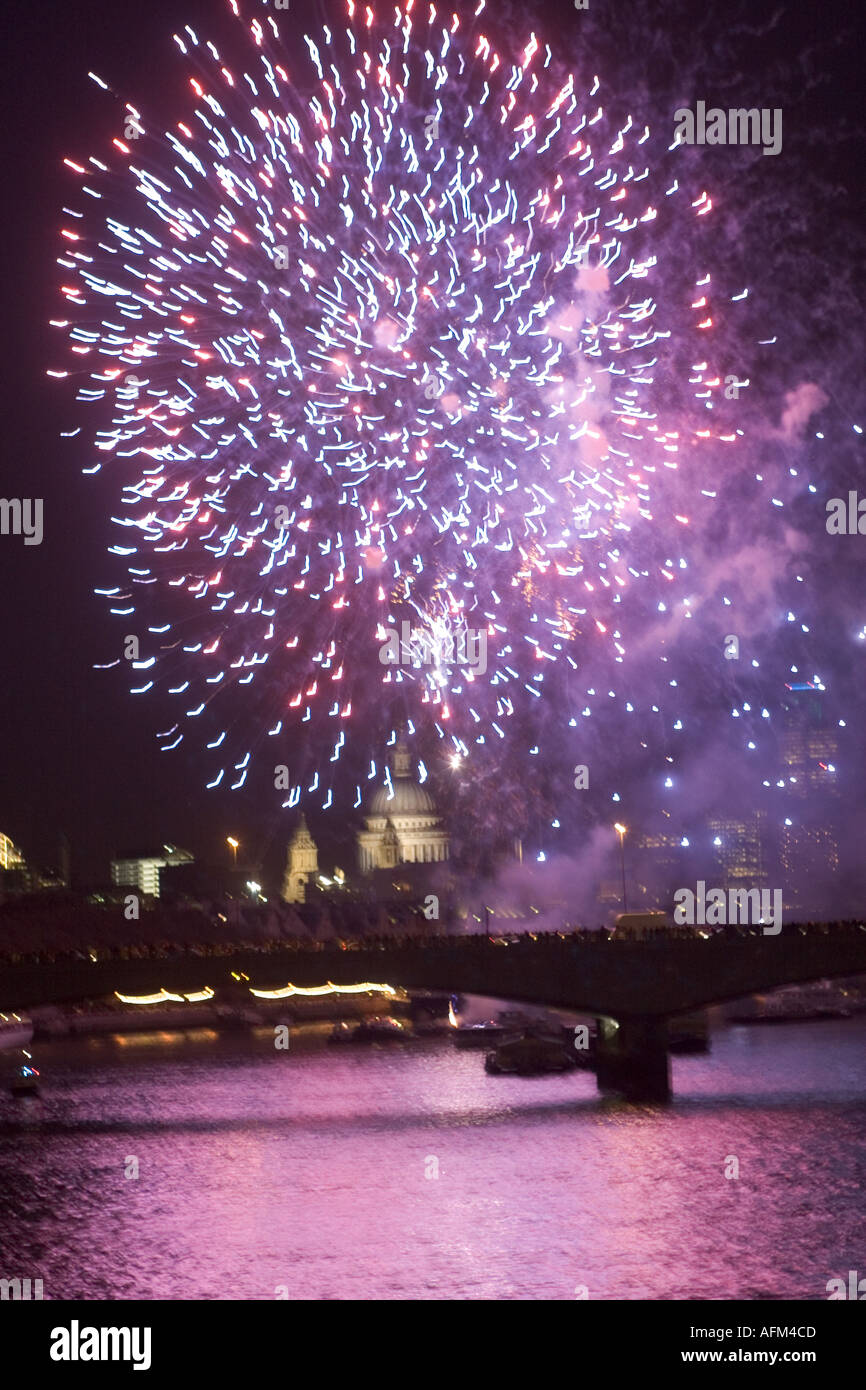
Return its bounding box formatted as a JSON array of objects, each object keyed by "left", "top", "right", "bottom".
[
  {"left": 452, "top": 1020, "right": 507, "bottom": 1048},
  {"left": 329, "top": 1016, "right": 412, "bottom": 1044},
  {"left": 485, "top": 1029, "right": 578, "bottom": 1076},
  {"left": 668, "top": 1011, "right": 710, "bottom": 1052},
  {"left": 10, "top": 1063, "right": 40, "bottom": 1097},
  {"left": 727, "top": 983, "right": 853, "bottom": 1024}
]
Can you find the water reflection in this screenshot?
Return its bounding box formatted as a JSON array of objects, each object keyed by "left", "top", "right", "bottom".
[{"left": 0, "top": 1018, "right": 863, "bottom": 1300}]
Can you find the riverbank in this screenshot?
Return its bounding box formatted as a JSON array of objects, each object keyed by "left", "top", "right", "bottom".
[{"left": 27, "top": 985, "right": 453, "bottom": 1040}]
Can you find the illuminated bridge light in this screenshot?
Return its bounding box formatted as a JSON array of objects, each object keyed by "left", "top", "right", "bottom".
[
  {"left": 114, "top": 987, "right": 214, "bottom": 1005},
  {"left": 248, "top": 981, "right": 397, "bottom": 1000}
]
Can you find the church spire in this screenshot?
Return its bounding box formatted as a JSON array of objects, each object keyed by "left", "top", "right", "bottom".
[
  {"left": 292, "top": 814, "right": 312, "bottom": 843},
  {"left": 282, "top": 816, "right": 318, "bottom": 902},
  {"left": 393, "top": 731, "right": 410, "bottom": 779}
]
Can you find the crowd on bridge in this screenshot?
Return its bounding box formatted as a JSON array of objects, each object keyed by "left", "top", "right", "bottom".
[
  {"left": 0, "top": 917, "right": 864, "bottom": 970},
  {"left": 0, "top": 894, "right": 429, "bottom": 961}
]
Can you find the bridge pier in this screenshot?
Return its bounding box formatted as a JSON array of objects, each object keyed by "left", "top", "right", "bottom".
[{"left": 595, "top": 1015, "right": 671, "bottom": 1103}]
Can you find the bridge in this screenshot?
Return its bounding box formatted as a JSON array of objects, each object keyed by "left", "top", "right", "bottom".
[{"left": 2, "top": 924, "right": 865, "bottom": 1100}]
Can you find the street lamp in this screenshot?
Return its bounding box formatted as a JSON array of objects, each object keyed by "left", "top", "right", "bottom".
[
  {"left": 227, "top": 836, "right": 239, "bottom": 867},
  {"left": 614, "top": 823, "right": 628, "bottom": 912}
]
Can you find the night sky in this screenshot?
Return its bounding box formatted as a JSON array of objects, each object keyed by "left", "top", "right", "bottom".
[{"left": 1, "top": 0, "right": 863, "bottom": 891}]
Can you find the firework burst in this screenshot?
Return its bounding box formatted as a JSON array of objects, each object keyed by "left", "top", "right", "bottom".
[{"left": 54, "top": 0, "right": 735, "bottom": 814}]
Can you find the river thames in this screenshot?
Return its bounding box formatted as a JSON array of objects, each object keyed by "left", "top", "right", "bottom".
[{"left": 1, "top": 1016, "right": 863, "bottom": 1301}]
